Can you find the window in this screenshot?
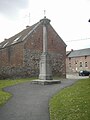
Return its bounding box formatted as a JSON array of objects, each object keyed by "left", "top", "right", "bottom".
[
  {"left": 69, "top": 57, "right": 71, "bottom": 60},
  {"left": 85, "top": 56, "right": 87, "bottom": 59},
  {"left": 85, "top": 62, "right": 88, "bottom": 67},
  {"left": 69, "top": 63, "right": 71, "bottom": 67},
  {"left": 75, "top": 61, "right": 77, "bottom": 65},
  {"left": 80, "top": 62, "right": 82, "bottom": 67},
  {"left": 7, "top": 46, "right": 13, "bottom": 63},
  {"left": 52, "top": 40, "right": 53, "bottom": 44}
]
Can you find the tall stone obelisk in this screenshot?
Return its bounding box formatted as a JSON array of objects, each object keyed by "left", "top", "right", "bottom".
[{"left": 39, "top": 17, "right": 53, "bottom": 80}]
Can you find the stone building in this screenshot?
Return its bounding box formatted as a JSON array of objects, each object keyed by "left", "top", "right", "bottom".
[
  {"left": 66, "top": 48, "right": 90, "bottom": 73},
  {"left": 0, "top": 17, "right": 66, "bottom": 79}
]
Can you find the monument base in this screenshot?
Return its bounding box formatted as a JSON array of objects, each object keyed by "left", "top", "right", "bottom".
[
  {"left": 39, "top": 74, "right": 53, "bottom": 80},
  {"left": 31, "top": 79, "right": 61, "bottom": 85},
  {"left": 39, "top": 52, "right": 53, "bottom": 80}
]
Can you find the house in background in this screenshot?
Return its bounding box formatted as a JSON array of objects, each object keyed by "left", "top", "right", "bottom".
[
  {"left": 66, "top": 48, "right": 90, "bottom": 73},
  {"left": 0, "top": 17, "right": 66, "bottom": 79}
]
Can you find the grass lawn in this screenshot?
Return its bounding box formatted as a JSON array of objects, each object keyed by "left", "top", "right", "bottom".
[
  {"left": 0, "top": 78, "right": 36, "bottom": 107},
  {"left": 49, "top": 78, "right": 90, "bottom": 120}
]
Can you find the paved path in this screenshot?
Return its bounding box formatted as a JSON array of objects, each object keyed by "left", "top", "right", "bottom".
[{"left": 0, "top": 79, "right": 79, "bottom": 120}]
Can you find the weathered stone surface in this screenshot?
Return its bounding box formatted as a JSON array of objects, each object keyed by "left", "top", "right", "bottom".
[
  {"left": 39, "top": 18, "right": 53, "bottom": 80},
  {"left": 31, "top": 79, "right": 61, "bottom": 85},
  {"left": 39, "top": 53, "right": 53, "bottom": 80}
]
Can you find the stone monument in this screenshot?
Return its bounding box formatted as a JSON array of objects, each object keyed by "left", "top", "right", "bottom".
[
  {"left": 39, "top": 17, "right": 53, "bottom": 80},
  {"left": 32, "top": 17, "right": 61, "bottom": 85}
]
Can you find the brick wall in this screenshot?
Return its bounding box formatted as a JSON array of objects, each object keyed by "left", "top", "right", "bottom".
[
  {"left": 0, "top": 42, "right": 24, "bottom": 79},
  {"left": 66, "top": 56, "right": 90, "bottom": 73},
  {"left": 0, "top": 23, "right": 66, "bottom": 79},
  {"left": 23, "top": 23, "right": 66, "bottom": 78}
]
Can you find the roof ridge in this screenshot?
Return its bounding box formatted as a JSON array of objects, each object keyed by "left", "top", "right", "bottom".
[
  {"left": 22, "top": 21, "right": 42, "bottom": 41},
  {"left": 72, "top": 48, "right": 90, "bottom": 52}
]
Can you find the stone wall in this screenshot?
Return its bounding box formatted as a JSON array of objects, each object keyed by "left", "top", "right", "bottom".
[
  {"left": 22, "top": 49, "right": 66, "bottom": 78},
  {"left": 51, "top": 52, "right": 66, "bottom": 77},
  {"left": 23, "top": 49, "right": 41, "bottom": 77},
  {"left": 0, "top": 42, "right": 24, "bottom": 79},
  {"left": 0, "top": 21, "right": 66, "bottom": 79}
]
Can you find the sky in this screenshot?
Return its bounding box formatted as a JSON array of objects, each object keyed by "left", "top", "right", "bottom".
[{"left": 0, "top": 0, "right": 90, "bottom": 51}]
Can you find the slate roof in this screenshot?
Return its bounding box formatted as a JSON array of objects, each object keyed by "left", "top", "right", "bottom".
[
  {"left": 66, "top": 51, "right": 71, "bottom": 56},
  {"left": 68, "top": 48, "right": 90, "bottom": 57},
  {"left": 0, "top": 22, "right": 40, "bottom": 49}
]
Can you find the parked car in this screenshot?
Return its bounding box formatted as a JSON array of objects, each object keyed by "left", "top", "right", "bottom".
[{"left": 79, "top": 70, "right": 90, "bottom": 76}]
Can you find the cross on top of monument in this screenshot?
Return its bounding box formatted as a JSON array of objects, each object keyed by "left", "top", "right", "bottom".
[{"left": 44, "top": 10, "right": 46, "bottom": 18}]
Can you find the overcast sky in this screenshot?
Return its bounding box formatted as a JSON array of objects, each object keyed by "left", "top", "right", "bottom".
[{"left": 0, "top": 0, "right": 90, "bottom": 51}]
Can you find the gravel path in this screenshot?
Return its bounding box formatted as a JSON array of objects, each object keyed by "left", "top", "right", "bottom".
[{"left": 0, "top": 79, "right": 79, "bottom": 120}]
